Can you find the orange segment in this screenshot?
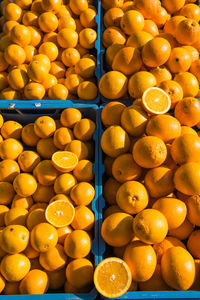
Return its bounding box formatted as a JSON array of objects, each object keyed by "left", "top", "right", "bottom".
[
  {"left": 142, "top": 87, "right": 171, "bottom": 115},
  {"left": 45, "top": 200, "right": 75, "bottom": 227},
  {"left": 94, "top": 257, "right": 132, "bottom": 298},
  {"left": 51, "top": 151, "right": 78, "bottom": 173}
]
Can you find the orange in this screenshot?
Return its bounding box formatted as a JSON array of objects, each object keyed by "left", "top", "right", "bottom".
[
  {"left": 48, "top": 83, "right": 69, "bottom": 100},
  {"left": 180, "top": 3, "right": 200, "bottom": 22},
  {"left": 57, "top": 28, "right": 78, "bottom": 48},
  {"left": 80, "top": 8, "right": 96, "bottom": 28},
  {"left": 112, "top": 154, "right": 142, "bottom": 183},
  {"left": 0, "top": 205, "right": 9, "bottom": 226},
  {"left": 152, "top": 197, "right": 187, "bottom": 230},
  {"left": 0, "top": 182, "right": 15, "bottom": 205},
  {"left": 31, "top": 222, "right": 58, "bottom": 252},
  {"left": 34, "top": 116, "right": 56, "bottom": 139},
  {"left": 65, "top": 74, "right": 83, "bottom": 95},
  {"left": 174, "top": 162, "right": 200, "bottom": 195},
  {"left": 4, "top": 3, "right": 22, "bottom": 22},
  {"left": 79, "top": 28, "right": 97, "bottom": 49},
  {"left": 128, "top": 71, "right": 156, "bottom": 98},
  {"left": 36, "top": 138, "right": 57, "bottom": 159},
  {"left": 32, "top": 184, "right": 55, "bottom": 203},
  {"left": 174, "top": 72, "right": 199, "bottom": 98},
  {"left": 0, "top": 274, "right": 5, "bottom": 293},
  {"left": 42, "top": 74, "right": 57, "bottom": 90},
  {"left": 0, "top": 159, "right": 20, "bottom": 183},
  {"left": 73, "top": 118, "right": 96, "bottom": 141},
  {"left": 3, "top": 20, "right": 19, "bottom": 35},
  {"left": 116, "top": 180, "right": 148, "bottom": 214},
  {"left": 142, "top": 37, "right": 171, "bottom": 68},
  {"left": 57, "top": 225, "right": 73, "bottom": 245},
  {"left": 161, "top": 247, "right": 195, "bottom": 290},
  {"left": 181, "top": 126, "right": 198, "bottom": 136},
  {"left": 148, "top": 7, "right": 169, "bottom": 29},
  {"left": 150, "top": 66, "right": 172, "bottom": 86},
  {"left": 73, "top": 159, "right": 94, "bottom": 182},
  {"left": 58, "top": 16, "right": 76, "bottom": 31},
  {"left": 167, "top": 47, "right": 192, "bottom": 73},
  {"left": 101, "top": 125, "right": 130, "bottom": 158},
  {"left": 43, "top": 32, "right": 58, "bottom": 46},
  {"left": 54, "top": 173, "right": 77, "bottom": 194},
  {"left": 70, "top": 182, "right": 95, "bottom": 206},
  {"left": 190, "top": 259, "right": 200, "bottom": 291},
  {"left": 120, "top": 10, "right": 144, "bottom": 35},
  {"left": 10, "top": 24, "right": 31, "bottom": 47},
  {"left": 41, "top": 0, "right": 61, "bottom": 12},
  {"left": 0, "top": 72, "right": 8, "bottom": 91},
  {"left": 133, "top": 208, "right": 168, "bottom": 244},
  {"left": 185, "top": 195, "right": 200, "bottom": 226},
  {"left": 19, "top": 269, "right": 49, "bottom": 295},
  {"left": 126, "top": 31, "right": 153, "bottom": 49},
  {"left": 190, "top": 59, "right": 200, "bottom": 83},
  {"left": 64, "top": 229, "right": 91, "bottom": 258},
  {"left": 102, "top": 26, "right": 126, "bottom": 48},
  {"left": 94, "top": 257, "right": 132, "bottom": 298},
  {"left": 71, "top": 205, "right": 94, "bottom": 231},
  {"left": 0, "top": 225, "right": 29, "bottom": 254},
  {"left": 13, "top": 173, "right": 37, "bottom": 197},
  {"left": 39, "top": 42, "right": 58, "bottom": 61},
  {"left": 121, "top": 105, "right": 148, "bottom": 137},
  {"left": 3, "top": 282, "right": 20, "bottom": 295},
  {"left": 103, "top": 177, "right": 121, "bottom": 205},
  {"left": 47, "top": 268, "right": 65, "bottom": 290},
  {"left": 153, "top": 236, "right": 186, "bottom": 264},
  {"left": 32, "top": 54, "right": 51, "bottom": 71},
  {"left": 143, "top": 19, "right": 159, "bottom": 37},
  {"left": 38, "top": 12, "right": 58, "bottom": 32},
  {"left": 99, "top": 71, "right": 128, "bottom": 99},
  {"left": 24, "top": 45, "right": 37, "bottom": 63},
  {"left": 133, "top": 136, "right": 167, "bottom": 168},
  {"left": 0, "top": 87, "right": 21, "bottom": 100},
  {"left": 26, "top": 209, "right": 46, "bottom": 231},
  {"left": 123, "top": 240, "right": 157, "bottom": 282},
  {"left": 176, "top": 18, "right": 200, "bottom": 45},
  {"left": 0, "top": 253, "right": 30, "bottom": 282},
  {"left": 112, "top": 47, "right": 142, "bottom": 76},
  {"left": 164, "top": 15, "right": 186, "bottom": 35},
  {"left": 60, "top": 108, "right": 82, "bottom": 128},
  {"left": 45, "top": 200, "right": 75, "bottom": 227},
  {"left": 171, "top": 134, "right": 200, "bottom": 164},
  {"left": 77, "top": 81, "right": 98, "bottom": 100},
  {"left": 101, "top": 212, "right": 134, "bottom": 247},
  {"left": 75, "top": 58, "right": 95, "bottom": 79},
  {"left": 1, "top": 120, "right": 22, "bottom": 140},
  {"left": 24, "top": 82, "right": 45, "bottom": 100},
  {"left": 101, "top": 101, "right": 125, "bottom": 127},
  {"left": 157, "top": 33, "right": 178, "bottom": 49},
  {"left": 65, "top": 140, "right": 88, "bottom": 160},
  {"left": 4, "top": 44, "right": 25, "bottom": 66},
  {"left": 22, "top": 11, "right": 38, "bottom": 27},
  {"left": 174, "top": 97, "right": 200, "bottom": 127},
  {"left": 18, "top": 151, "right": 40, "bottom": 173},
  {"left": 4, "top": 207, "right": 28, "bottom": 226},
  {"left": 36, "top": 160, "right": 59, "bottom": 186},
  {"left": 144, "top": 167, "right": 175, "bottom": 198},
  {"left": 169, "top": 218, "right": 194, "bottom": 240},
  {"left": 159, "top": 80, "right": 183, "bottom": 109},
  {"left": 142, "top": 87, "right": 171, "bottom": 114},
  {"left": 0, "top": 51, "right": 8, "bottom": 72},
  {"left": 23, "top": 243, "right": 39, "bottom": 259},
  {"left": 187, "top": 230, "right": 200, "bottom": 258},
  {"left": 66, "top": 258, "right": 93, "bottom": 289},
  {"left": 0, "top": 138, "right": 23, "bottom": 160},
  {"left": 27, "top": 60, "right": 48, "bottom": 83},
  {"left": 61, "top": 48, "right": 80, "bottom": 67},
  {"left": 50, "top": 61, "right": 65, "bottom": 79},
  {"left": 69, "top": 0, "right": 88, "bottom": 15},
  {"left": 28, "top": 26, "right": 42, "bottom": 47},
  {"left": 39, "top": 244, "right": 67, "bottom": 271},
  {"left": 8, "top": 68, "right": 29, "bottom": 91},
  {"left": 146, "top": 114, "right": 181, "bottom": 143},
  {"left": 182, "top": 46, "right": 199, "bottom": 63},
  {"left": 161, "top": 0, "right": 185, "bottom": 14},
  {"left": 105, "top": 44, "right": 124, "bottom": 67},
  {"left": 14, "top": 0, "right": 32, "bottom": 9},
  {"left": 53, "top": 127, "right": 73, "bottom": 150},
  {"left": 103, "top": 8, "right": 123, "bottom": 28}
]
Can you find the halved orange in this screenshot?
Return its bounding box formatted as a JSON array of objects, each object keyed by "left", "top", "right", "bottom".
[
  {"left": 45, "top": 200, "right": 75, "bottom": 228},
  {"left": 94, "top": 257, "right": 132, "bottom": 298},
  {"left": 142, "top": 87, "right": 171, "bottom": 115},
  {"left": 52, "top": 151, "right": 78, "bottom": 172}
]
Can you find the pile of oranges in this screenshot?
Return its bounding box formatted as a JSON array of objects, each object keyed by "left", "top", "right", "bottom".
[
  {"left": 0, "top": 107, "right": 97, "bottom": 294},
  {"left": 99, "top": 0, "right": 200, "bottom": 102},
  {"left": 0, "top": 0, "right": 98, "bottom": 100}
]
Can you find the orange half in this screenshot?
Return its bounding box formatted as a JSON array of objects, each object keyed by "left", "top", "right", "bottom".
[
  {"left": 52, "top": 151, "right": 78, "bottom": 172},
  {"left": 45, "top": 200, "right": 75, "bottom": 228},
  {"left": 94, "top": 257, "right": 132, "bottom": 298},
  {"left": 142, "top": 87, "right": 171, "bottom": 115}
]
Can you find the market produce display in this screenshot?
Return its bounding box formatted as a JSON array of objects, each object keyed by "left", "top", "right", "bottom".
[
  {"left": 0, "top": 107, "right": 97, "bottom": 294},
  {"left": 0, "top": 0, "right": 98, "bottom": 100}
]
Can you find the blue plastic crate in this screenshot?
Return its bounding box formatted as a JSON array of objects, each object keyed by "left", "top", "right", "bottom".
[
  {"left": 0, "top": 104, "right": 99, "bottom": 299},
  {"left": 98, "top": 104, "right": 200, "bottom": 299},
  {"left": 0, "top": 1, "right": 101, "bottom": 107}
]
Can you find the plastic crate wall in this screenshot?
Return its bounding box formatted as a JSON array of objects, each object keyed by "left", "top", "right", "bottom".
[{"left": 0, "top": 104, "right": 99, "bottom": 300}]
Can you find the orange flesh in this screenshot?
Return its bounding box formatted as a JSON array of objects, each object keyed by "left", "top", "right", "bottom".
[
  {"left": 143, "top": 89, "right": 171, "bottom": 113},
  {"left": 45, "top": 200, "right": 75, "bottom": 227},
  {"left": 52, "top": 151, "right": 78, "bottom": 171}
]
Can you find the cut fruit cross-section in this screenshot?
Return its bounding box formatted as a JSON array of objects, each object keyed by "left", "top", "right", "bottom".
[
  {"left": 142, "top": 87, "right": 171, "bottom": 115},
  {"left": 45, "top": 200, "right": 75, "bottom": 227},
  {"left": 94, "top": 257, "right": 132, "bottom": 298},
  {"left": 52, "top": 151, "right": 78, "bottom": 172}
]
